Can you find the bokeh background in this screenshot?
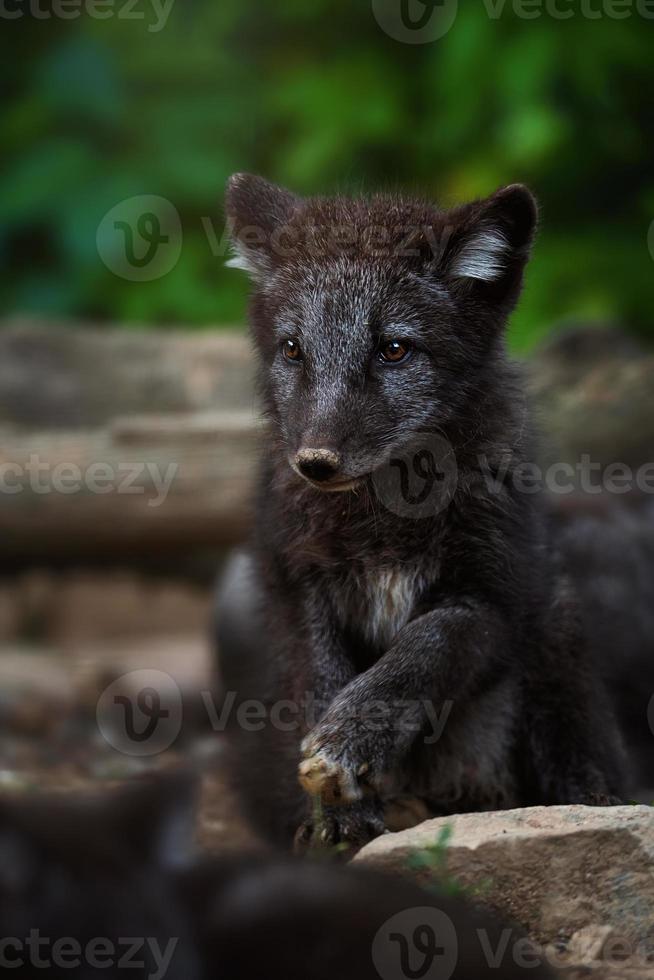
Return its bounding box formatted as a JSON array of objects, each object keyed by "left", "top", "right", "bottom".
[{"left": 3, "top": 0, "right": 654, "bottom": 350}]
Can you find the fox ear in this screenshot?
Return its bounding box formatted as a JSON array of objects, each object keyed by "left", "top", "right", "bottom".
[
  {"left": 225, "top": 173, "right": 301, "bottom": 281},
  {"left": 440, "top": 184, "right": 538, "bottom": 303}
]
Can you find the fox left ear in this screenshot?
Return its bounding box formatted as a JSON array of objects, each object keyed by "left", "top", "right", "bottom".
[
  {"left": 440, "top": 184, "right": 538, "bottom": 304},
  {"left": 225, "top": 173, "right": 302, "bottom": 281}
]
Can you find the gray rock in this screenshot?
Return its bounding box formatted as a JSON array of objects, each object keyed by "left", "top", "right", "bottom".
[{"left": 355, "top": 805, "right": 654, "bottom": 975}]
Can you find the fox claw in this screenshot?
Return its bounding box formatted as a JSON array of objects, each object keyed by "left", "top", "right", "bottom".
[{"left": 298, "top": 748, "right": 364, "bottom": 804}]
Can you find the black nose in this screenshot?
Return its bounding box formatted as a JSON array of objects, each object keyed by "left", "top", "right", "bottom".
[{"left": 295, "top": 448, "right": 342, "bottom": 483}]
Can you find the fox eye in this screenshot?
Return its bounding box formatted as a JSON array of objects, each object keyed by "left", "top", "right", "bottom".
[
  {"left": 378, "top": 339, "right": 411, "bottom": 364},
  {"left": 282, "top": 338, "right": 303, "bottom": 362}
]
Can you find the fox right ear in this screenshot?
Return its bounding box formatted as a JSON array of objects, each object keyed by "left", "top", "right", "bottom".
[
  {"left": 225, "top": 174, "right": 301, "bottom": 281},
  {"left": 439, "top": 184, "right": 538, "bottom": 307}
]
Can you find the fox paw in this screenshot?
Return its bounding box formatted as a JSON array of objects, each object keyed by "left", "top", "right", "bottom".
[
  {"left": 576, "top": 792, "right": 623, "bottom": 807},
  {"left": 299, "top": 729, "right": 395, "bottom": 805},
  {"left": 298, "top": 748, "right": 370, "bottom": 804},
  {"left": 298, "top": 693, "right": 401, "bottom": 804},
  {"left": 293, "top": 801, "right": 386, "bottom": 857}
]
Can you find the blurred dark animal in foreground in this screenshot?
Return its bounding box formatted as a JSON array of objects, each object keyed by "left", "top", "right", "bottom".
[
  {"left": 0, "top": 773, "right": 202, "bottom": 979},
  {"left": 0, "top": 772, "right": 555, "bottom": 979}
]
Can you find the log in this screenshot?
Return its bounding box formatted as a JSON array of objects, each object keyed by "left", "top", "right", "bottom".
[
  {"left": 0, "top": 317, "right": 256, "bottom": 426},
  {"left": 1, "top": 319, "right": 652, "bottom": 565},
  {"left": 0, "top": 415, "right": 261, "bottom": 562},
  {"left": 0, "top": 319, "right": 259, "bottom": 563}
]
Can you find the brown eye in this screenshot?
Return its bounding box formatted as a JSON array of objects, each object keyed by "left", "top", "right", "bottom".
[
  {"left": 378, "top": 339, "right": 411, "bottom": 364},
  {"left": 282, "top": 339, "right": 302, "bottom": 362}
]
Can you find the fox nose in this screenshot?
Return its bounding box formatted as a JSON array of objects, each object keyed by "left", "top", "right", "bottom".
[{"left": 295, "top": 448, "right": 342, "bottom": 483}]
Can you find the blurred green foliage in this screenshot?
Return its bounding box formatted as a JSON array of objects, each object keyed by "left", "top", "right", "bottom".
[{"left": 1, "top": 1, "right": 653, "bottom": 350}]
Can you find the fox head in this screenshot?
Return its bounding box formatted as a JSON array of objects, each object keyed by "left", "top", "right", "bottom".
[{"left": 225, "top": 175, "right": 537, "bottom": 492}]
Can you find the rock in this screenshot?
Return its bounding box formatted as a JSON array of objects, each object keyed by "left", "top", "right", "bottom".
[
  {"left": 566, "top": 924, "right": 615, "bottom": 962},
  {"left": 355, "top": 805, "right": 654, "bottom": 972}
]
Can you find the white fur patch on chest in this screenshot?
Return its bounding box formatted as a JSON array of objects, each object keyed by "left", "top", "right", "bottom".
[{"left": 338, "top": 565, "right": 424, "bottom": 650}]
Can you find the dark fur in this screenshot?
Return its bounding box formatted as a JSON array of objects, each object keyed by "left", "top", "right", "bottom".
[
  {"left": 0, "top": 773, "right": 203, "bottom": 979},
  {"left": 0, "top": 774, "right": 556, "bottom": 979},
  {"left": 218, "top": 175, "right": 625, "bottom": 850},
  {"left": 552, "top": 496, "right": 654, "bottom": 793}
]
